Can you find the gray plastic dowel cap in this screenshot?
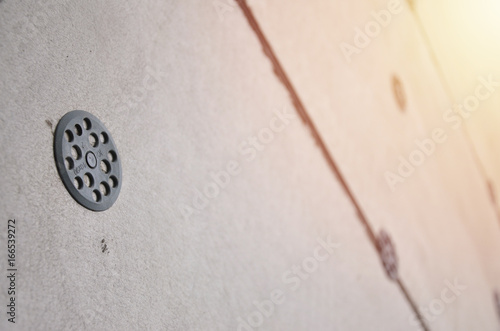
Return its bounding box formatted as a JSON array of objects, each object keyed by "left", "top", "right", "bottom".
[{"left": 54, "top": 110, "right": 122, "bottom": 211}]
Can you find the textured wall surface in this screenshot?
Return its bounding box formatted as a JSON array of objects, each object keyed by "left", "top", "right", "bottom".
[
  {"left": 0, "top": 0, "right": 499, "bottom": 330},
  {"left": 414, "top": 0, "right": 500, "bottom": 230},
  {"left": 248, "top": 0, "right": 500, "bottom": 330}
]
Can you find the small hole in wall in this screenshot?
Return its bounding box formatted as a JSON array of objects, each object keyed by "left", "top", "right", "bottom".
[
  {"left": 101, "top": 239, "right": 109, "bottom": 253},
  {"left": 377, "top": 229, "right": 398, "bottom": 281},
  {"left": 494, "top": 290, "right": 500, "bottom": 320},
  {"left": 392, "top": 75, "right": 407, "bottom": 112},
  {"left": 488, "top": 181, "right": 496, "bottom": 204}
]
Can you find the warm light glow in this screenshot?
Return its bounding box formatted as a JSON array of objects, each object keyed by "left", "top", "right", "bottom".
[
  {"left": 435, "top": 0, "right": 500, "bottom": 68},
  {"left": 418, "top": 0, "right": 500, "bottom": 95}
]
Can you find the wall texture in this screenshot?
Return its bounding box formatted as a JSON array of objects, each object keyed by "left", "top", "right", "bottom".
[{"left": 0, "top": 0, "right": 499, "bottom": 330}]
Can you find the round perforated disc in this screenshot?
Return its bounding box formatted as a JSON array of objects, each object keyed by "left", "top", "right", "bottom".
[{"left": 54, "top": 110, "right": 122, "bottom": 211}]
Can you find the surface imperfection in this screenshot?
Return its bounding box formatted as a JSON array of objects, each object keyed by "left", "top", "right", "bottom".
[
  {"left": 495, "top": 290, "right": 500, "bottom": 321},
  {"left": 407, "top": 0, "right": 415, "bottom": 11},
  {"left": 488, "top": 181, "right": 496, "bottom": 204},
  {"left": 46, "top": 119, "right": 53, "bottom": 128},
  {"left": 392, "top": 75, "right": 407, "bottom": 112},
  {"left": 377, "top": 229, "right": 398, "bottom": 281},
  {"left": 101, "top": 239, "right": 108, "bottom": 253}
]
